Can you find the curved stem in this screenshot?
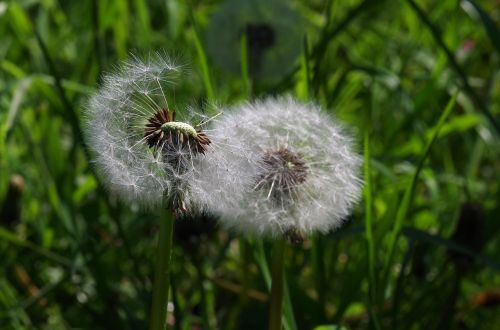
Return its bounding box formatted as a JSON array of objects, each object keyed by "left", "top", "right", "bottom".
[
  {"left": 268, "top": 239, "right": 286, "bottom": 330},
  {"left": 149, "top": 208, "right": 175, "bottom": 330}
]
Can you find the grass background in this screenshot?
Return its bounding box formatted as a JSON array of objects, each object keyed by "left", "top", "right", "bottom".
[{"left": 1, "top": 0, "right": 499, "bottom": 329}]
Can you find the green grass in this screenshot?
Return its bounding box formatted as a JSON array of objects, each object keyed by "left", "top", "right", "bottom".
[{"left": 1, "top": 0, "right": 500, "bottom": 329}]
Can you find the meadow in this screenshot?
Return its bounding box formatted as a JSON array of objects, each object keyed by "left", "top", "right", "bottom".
[{"left": 1, "top": 0, "right": 499, "bottom": 329}]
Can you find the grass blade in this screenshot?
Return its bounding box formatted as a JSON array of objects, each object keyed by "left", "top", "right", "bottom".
[
  {"left": 461, "top": 0, "right": 500, "bottom": 55},
  {"left": 382, "top": 91, "right": 458, "bottom": 289},
  {"left": 406, "top": 0, "right": 500, "bottom": 135},
  {"left": 6, "top": 78, "right": 31, "bottom": 139},
  {"left": 0, "top": 228, "right": 72, "bottom": 267},
  {"left": 402, "top": 227, "right": 500, "bottom": 271},
  {"left": 297, "top": 35, "right": 312, "bottom": 101},
  {"left": 274, "top": 0, "right": 380, "bottom": 92},
  {"left": 189, "top": 11, "right": 215, "bottom": 104},
  {"left": 312, "top": 0, "right": 381, "bottom": 87},
  {"left": 254, "top": 241, "right": 297, "bottom": 330},
  {"left": 363, "top": 131, "right": 380, "bottom": 329},
  {"left": 240, "top": 33, "right": 251, "bottom": 98}
]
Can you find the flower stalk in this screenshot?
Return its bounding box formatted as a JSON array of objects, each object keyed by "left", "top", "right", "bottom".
[
  {"left": 149, "top": 207, "right": 175, "bottom": 330},
  {"left": 268, "top": 238, "right": 286, "bottom": 330}
]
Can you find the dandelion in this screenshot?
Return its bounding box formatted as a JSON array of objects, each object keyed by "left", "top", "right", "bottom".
[
  {"left": 84, "top": 53, "right": 210, "bottom": 212},
  {"left": 83, "top": 53, "right": 211, "bottom": 330},
  {"left": 206, "top": 0, "right": 303, "bottom": 79},
  {"left": 191, "top": 96, "right": 362, "bottom": 330},
  {"left": 193, "top": 96, "right": 362, "bottom": 239}
]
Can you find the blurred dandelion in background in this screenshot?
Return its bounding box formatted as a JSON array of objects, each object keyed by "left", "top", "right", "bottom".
[{"left": 206, "top": 0, "right": 303, "bottom": 80}]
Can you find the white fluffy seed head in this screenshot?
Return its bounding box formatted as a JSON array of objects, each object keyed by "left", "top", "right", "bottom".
[
  {"left": 191, "top": 97, "right": 363, "bottom": 237},
  {"left": 84, "top": 53, "right": 210, "bottom": 210}
]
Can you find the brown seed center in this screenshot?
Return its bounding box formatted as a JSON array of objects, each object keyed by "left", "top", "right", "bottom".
[
  {"left": 255, "top": 147, "right": 308, "bottom": 199},
  {"left": 143, "top": 109, "right": 211, "bottom": 214},
  {"left": 144, "top": 108, "right": 211, "bottom": 155}
]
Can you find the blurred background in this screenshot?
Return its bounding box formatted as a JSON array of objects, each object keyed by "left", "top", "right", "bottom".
[{"left": 1, "top": 0, "right": 499, "bottom": 329}]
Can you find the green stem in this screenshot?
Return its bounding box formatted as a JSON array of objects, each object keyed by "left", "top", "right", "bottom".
[
  {"left": 311, "top": 235, "right": 326, "bottom": 319},
  {"left": 195, "top": 258, "right": 217, "bottom": 330},
  {"left": 268, "top": 239, "right": 286, "bottom": 330},
  {"left": 149, "top": 208, "right": 175, "bottom": 330}
]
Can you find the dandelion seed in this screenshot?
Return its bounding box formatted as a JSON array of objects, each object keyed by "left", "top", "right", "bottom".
[
  {"left": 84, "top": 53, "right": 211, "bottom": 211},
  {"left": 192, "top": 96, "right": 362, "bottom": 240}
]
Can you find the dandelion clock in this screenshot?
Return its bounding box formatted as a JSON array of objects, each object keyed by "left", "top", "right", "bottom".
[
  {"left": 192, "top": 96, "right": 362, "bottom": 329},
  {"left": 84, "top": 53, "right": 211, "bottom": 330},
  {"left": 193, "top": 97, "right": 362, "bottom": 238}
]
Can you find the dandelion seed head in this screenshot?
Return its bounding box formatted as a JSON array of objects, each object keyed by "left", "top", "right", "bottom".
[
  {"left": 206, "top": 0, "right": 303, "bottom": 79},
  {"left": 84, "top": 53, "right": 209, "bottom": 210},
  {"left": 191, "top": 97, "right": 362, "bottom": 237}
]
